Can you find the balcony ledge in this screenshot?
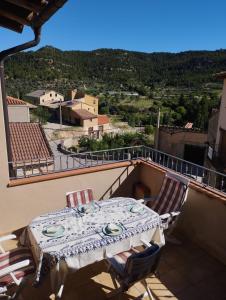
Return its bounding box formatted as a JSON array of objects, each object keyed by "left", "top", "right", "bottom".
[{"left": 8, "top": 158, "right": 226, "bottom": 204}]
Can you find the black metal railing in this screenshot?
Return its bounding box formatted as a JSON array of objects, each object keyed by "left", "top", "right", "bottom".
[{"left": 9, "top": 145, "right": 226, "bottom": 194}]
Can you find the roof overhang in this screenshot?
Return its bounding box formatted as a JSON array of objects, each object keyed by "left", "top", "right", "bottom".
[{"left": 0, "top": 0, "right": 68, "bottom": 33}]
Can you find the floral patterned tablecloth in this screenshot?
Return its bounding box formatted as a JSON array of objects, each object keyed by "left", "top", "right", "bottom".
[{"left": 22, "top": 197, "right": 164, "bottom": 285}]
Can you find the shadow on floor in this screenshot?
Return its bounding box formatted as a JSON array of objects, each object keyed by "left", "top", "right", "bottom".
[{"left": 20, "top": 239, "right": 226, "bottom": 300}]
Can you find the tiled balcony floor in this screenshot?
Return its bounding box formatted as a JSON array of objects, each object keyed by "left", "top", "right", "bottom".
[{"left": 8, "top": 238, "right": 226, "bottom": 300}]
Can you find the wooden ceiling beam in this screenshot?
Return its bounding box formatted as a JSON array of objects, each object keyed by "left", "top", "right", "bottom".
[
  {"left": 33, "top": 0, "right": 67, "bottom": 27},
  {"left": 0, "top": 9, "right": 31, "bottom": 26},
  {"left": 4, "top": 0, "right": 42, "bottom": 14},
  {"left": 0, "top": 16, "right": 23, "bottom": 33}
]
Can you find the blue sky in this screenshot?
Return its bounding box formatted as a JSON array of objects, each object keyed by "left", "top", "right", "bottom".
[{"left": 1, "top": 0, "right": 226, "bottom": 53}]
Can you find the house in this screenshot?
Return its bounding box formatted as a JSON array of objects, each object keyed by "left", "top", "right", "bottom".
[
  {"left": 61, "top": 99, "right": 110, "bottom": 136},
  {"left": 25, "top": 89, "right": 64, "bottom": 106},
  {"left": 62, "top": 107, "right": 98, "bottom": 132},
  {"left": 9, "top": 122, "right": 53, "bottom": 177},
  {"left": 68, "top": 89, "right": 99, "bottom": 114},
  {"left": 156, "top": 125, "right": 208, "bottom": 165},
  {"left": 7, "top": 96, "right": 36, "bottom": 122},
  {"left": 206, "top": 72, "right": 226, "bottom": 171},
  {"left": 6, "top": 97, "right": 53, "bottom": 176},
  {"left": 97, "top": 114, "right": 110, "bottom": 134}
]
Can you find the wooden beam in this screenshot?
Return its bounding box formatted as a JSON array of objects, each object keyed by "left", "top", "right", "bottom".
[
  {"left": 0, "top": 8, "right": 30, "bottom": 26},
  {"left": 33, "top": 0, "right": 68, "bottom": 27},
  {"left": 0, "top": 16, "right": 23, "bottom": 33},
  {"left": 4, "top": 0, "right": 42, "bottom": 14}
]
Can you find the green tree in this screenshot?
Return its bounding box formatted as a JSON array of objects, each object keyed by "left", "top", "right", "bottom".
[{"left": 33, "top": 106, "right": 50, "bottom": 124}]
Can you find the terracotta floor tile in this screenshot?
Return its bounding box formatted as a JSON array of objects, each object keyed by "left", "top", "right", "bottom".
[{"left": 6, "top": 238, "right": 225, "bottom": 300}]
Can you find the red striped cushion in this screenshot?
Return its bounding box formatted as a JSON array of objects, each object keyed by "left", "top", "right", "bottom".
[
  {"left": 113, "top": 250, "right": 135, "bottom": 265},
  {"left": 147, "top": 176, "right": 186, "bottom": 215},
  {"left": 0, "top": 247, "right": 35, "bottom": 286},
  {"left": 66, "top": 188, "right": 94, "bottom": 208}
]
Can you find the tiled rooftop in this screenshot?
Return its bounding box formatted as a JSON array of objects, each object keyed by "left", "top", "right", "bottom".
[
  {"left": 7, "top": 96, "right": 27, "bottom": 106},
  {"left": 9, "top": 122, "right": 53, "bottom": 162},
  {"left": 8, "top": 236, "right": 226, "bottom": 300},
  {"left": 98, "top": 115, "right": 109, "bottom": 125},
  {"left": 73, "top": 109, "right": 97, "bottom": 120}
]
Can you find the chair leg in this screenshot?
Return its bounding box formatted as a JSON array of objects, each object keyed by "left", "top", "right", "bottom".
[{"left": 141, "top": 280, "right": 154, "bottom": 300}]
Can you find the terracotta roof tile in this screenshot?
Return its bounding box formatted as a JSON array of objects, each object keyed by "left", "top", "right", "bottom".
[
  {"left": 98, "top": 115, "right": 109, "bottom": 125},
  {"left": 7, "top": 96, "right": 36, "bottom": 108},
  {"left": 73, "top": 109, "right": 97, "bottom": 120},
  {"left": 9, "top": 123, "right": 53, "bottom": 162},
  {"left": 7, "top": 96, "right": 27, "bottom": 105}
]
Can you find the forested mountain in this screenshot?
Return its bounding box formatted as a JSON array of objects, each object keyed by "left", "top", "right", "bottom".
[{"left": 4, "top": 46, "right": 226, "bottom": 97}]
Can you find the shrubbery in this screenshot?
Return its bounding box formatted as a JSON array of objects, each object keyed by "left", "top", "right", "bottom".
[{"left": 78, "top": 132, "right": 150, "bottom": 152}]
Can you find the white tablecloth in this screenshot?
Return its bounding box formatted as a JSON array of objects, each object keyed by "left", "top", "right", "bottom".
[{"left": 22, "top": 197, "right": 164, "bottom": 292}]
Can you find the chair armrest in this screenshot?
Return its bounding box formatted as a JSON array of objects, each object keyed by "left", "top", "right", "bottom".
[
  {"left": 160, "top": 211, "right": 180, "bottom": 220},
  {"left": 170, "top": 211, "right": 180, "bottom": 217},
  {"left": 160, "top": 213, "right": 171, "bottom": 220},
  {"left": 0, "top": 234, "right": 16, "bottom": 243},
  {"left": 0, "top": 259, "right": 30, "bottom": 278}
]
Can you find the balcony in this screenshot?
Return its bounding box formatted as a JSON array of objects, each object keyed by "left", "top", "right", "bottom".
[
  {"left": 2, "top": 152, "right": 226, "bottom": 299},
  {"left": 4, "top": 236, "right": 226, "bottom": 300}
]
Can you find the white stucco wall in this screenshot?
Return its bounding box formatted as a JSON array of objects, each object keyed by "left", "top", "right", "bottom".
[
  {"left": 40, "top": 91, "right": 64, "bottom": 104},
  {"left": 8, "top": 106, "right": 30, "bottom": 122}
]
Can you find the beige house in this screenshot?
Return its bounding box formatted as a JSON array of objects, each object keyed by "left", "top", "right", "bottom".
[
  {"left": 157, "top": 125, "right": 207, "bottom": 165},
  {"left": 25, "top": 89, "right": 64, "bottom": 106},
  {"left": 68, "top": 89, "right": 99, "bottom": 114},
  {"left": 67, "top": 100, "right": 96, "bottom": 114},
  {"left": 7, "top": 96, "right": 36, "bottom": 122}
]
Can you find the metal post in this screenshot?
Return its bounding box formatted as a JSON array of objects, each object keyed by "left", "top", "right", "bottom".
[{"left": 59, "top": 97, "right": 62, "bottom": 129}]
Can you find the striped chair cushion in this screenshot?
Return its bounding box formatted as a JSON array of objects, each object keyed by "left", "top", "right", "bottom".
[
  {"left": 108, "top": 249, "right": 136, "bottom": 277},
  {"left": 0, "top": 247, "right": 35, "bottom": 286},
  {"left": 147, "top": 176, "right": 186, "bottom": 216},
  {"left": 66, "top": 188, "right": 94, "bottom": 208}
]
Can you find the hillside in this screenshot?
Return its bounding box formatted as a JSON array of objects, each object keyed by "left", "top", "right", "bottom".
[{"left": 5, "top": 46, "right": 226, "bottom": 97}]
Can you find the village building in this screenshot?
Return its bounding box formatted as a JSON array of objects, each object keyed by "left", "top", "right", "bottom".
[
  {"left": 25, "top": 89, "right": 64, "bottom": 106},
  {"left": 68, "top": 89, "right": 99, "bottom": 114},
  {"left": 7, "top": 96, "right": 36, "bottom": 122},
  {"left": 156, "top": 125, "right": 208, "bottom": 165},
  {"left": 9, "top": 122, "right": 53, "bottom": 177},
  {"left": 6, "top": 96, "right": 53, "bottom": 177}
]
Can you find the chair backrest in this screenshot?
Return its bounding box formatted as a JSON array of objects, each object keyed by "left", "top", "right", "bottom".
[
  {"left": 124, "top": 244, "right": 161, "bottom": 285},
  {"left": 148, "top": 171, "right": 189, "bottom": 215},
  {"left": 66, "top": 188, "right": 94, "bottom": 208}
]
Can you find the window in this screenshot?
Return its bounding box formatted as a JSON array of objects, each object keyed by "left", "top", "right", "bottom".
[
  {"left": 50, "top": 93, "right": 52, "bottom": 97},
  {"left": 55, "top": 93, "right": 57, "bottom": 97},
  {"left": 93, "top": 100, "right": 96, "bottom": 104}
]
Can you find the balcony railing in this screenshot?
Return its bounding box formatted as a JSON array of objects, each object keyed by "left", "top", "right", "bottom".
[{"left": 8, "top": 145, "right": 226, "bottom": 194}]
